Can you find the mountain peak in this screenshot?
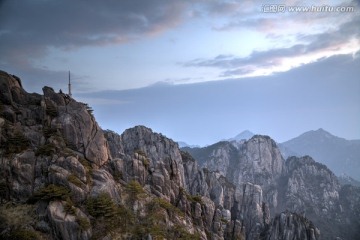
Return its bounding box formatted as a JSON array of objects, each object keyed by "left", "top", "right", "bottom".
[
  {"left": 280, "top": 128, "right": 360, "bottom": 181},
  {"left": 314, "top": 128, "right": 331, "bottom": 135},
  {"left": 230, "top": 130, "right": 255, "bottom": 141}
]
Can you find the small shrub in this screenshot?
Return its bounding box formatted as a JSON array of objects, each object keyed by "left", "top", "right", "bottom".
[
  {"left": 0, "top": 204, "right": 35, "bottom": 228},
  {"left": 148, "top": 224, "right": 166, "bottom": 239},
  {"left": 171, "top": 224, "right": 201, "bottom": 240},
  {"left": 67, "top": 174, "right": 83, "bottom": 188},
  {"left": 64, "top": 200, "right": 76, "bottom": 215},
  {"left": 134, "top": 149, "right": 146, "bottom": 157},
  {"left": 113, "top": 171, "right": 122, "bottom": 182},
  {"left": 43, "top": 126, "right": 58, "bottom": 138},
  {"left": 156, "top": 198, "right": 184, "bottom": 218},
  {"left": 5, "top": 131, "right": 30, "bottom": 154},
  {"left": 115, "top": 204, "right": 134, "bottom": 226},
  {"left": 78, "top": 157, "right": 93, "bottom": 185},
  {"left": 126, "top": 180, "right": 146, "bottom": 202},
  {"left": 30, "top": 184, "right": 71, "bottom": 202},
  {"left": 79, "top": 157, "right": 92, "bottom": 171},
  {"left": 46, "top": 103, "right": 58, "bottom": 117},
  {"left": 86, "top": 193, "right": 116, "bottom": 218},
  {"left": 77, "top": 216, "right": 91, "bottom": 231},
  {"left": 6, "top": 228, "right": 41, "bottom": 240},
  {"left": 84, "top": 103, "right": 94, "bottom": 116},
  {"left": 143, "top": 158, "right": 150, "bottom": 167},
  {"left": 35, "top": 143, "right": 56, "bottom": 156},
  {"left": 187, "top": 194, "right": 203, "bottom": 204},
  {"left": 64, "top": 138, "right": 77, "bottom": 150}
]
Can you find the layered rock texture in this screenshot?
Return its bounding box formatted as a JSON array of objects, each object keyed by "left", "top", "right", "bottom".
[
  {"left": 0, "top": 70, "right": 358, "bottom": 240},
  {"left": 183, "top": 138, "right": 360, "bottom": 239}
]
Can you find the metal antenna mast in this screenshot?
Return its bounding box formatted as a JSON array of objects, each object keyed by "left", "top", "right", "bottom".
[{"left": 68, "top": 71, "right": 72, "bottom": 97}]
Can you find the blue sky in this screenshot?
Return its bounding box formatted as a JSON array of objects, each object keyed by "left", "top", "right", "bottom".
[{"left": 1, "top": 0, "right": 359, "bottom": 145}]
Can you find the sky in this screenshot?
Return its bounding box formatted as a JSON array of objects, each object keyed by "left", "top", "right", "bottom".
[{"left": 0, "top": 0, "right": 359, "bottom": 145}]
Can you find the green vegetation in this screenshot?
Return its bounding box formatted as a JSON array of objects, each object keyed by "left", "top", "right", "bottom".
[
  {"left": 86, "top": 193, "right": 135, "bottom": 239},
  {"left": 154, "top": 197, "right": 184, "bottom": 218},
  {"left": 122, "top": 196, "right": 196, "bottom": 240},
  {"left": 30, "top": 184, "right": 71, "bottom": 202},
  {"left": 0, "top": 204, "right": 35, "bottom": 228},
  {"left": 64, "top": 138, "right": 77, "bottom": 150},
  {"left": 64, "top": 200, "right": 76, "bottom": 215},
  {"left": 84, "top": 103, "right": 94, "bottom": 116},
  {"left": 4, "top": 228, "right": 41, "bottom": 240},
  {"left": 5, "top": 131, "right": 30, "bottom": 154},
  {"left": 188, "top": 194, "right": 203, "bottom": 204},
  {"left": 35, "top": 143, "right": 56, "bottom": 156},
  {"left": 78, "top": 157, "right": 93, "bottom": 185},
  {"left": 67, "top": 174, "right": 83, "bottom": 188},
  {"left": 142, "top": 158, "right": 150, "bottom": 167},
  {"left": 125, "top": 180, "right": 146, "bottom": 202},
  {"left": 86, "top": 193, "right": 117, "bottom": 218},
  {"left": 113, "top": 171, "right": 122, "bottom": 182},
  {"left": 46, "top": 103, "right": 58, "bottom": 117},
  {"left": 76, "top": 216, "right": 91, "bottom": 231},
  {"left": 0, "top": 203, "right": 41, "bottom": 240},
  {"left": 134, "top": 149, "right": 146, "bottom": 156},
  {"left": 43, "top": 126, "right": 58, "bottom": 138},
  {"left": 170, "top": 224, "right": 201, "bottom": 240}
]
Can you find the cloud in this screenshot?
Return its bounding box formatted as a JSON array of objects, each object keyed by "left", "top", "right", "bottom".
[
  {"left": 183, "top": 11, "right": 360, "bottom": 78},
  {"left": 0, "top": 0, "right": 193, "bottom": 65},
  {"left": 0, "top": 0, "right": 202, "bottom": 92},
  {"left": 1, "top": 0, "right": 359, "bottom": 92},
  {"left": 77, "top": 54, "right": 360, "bottom": 144}
]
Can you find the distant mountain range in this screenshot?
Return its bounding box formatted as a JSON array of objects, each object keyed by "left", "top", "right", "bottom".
[
  {"left": 182, "top": 128, "right": 360, "bottom": 182},
  {"left": 279, "top": 128, "right": 360, "bottom": 181}
]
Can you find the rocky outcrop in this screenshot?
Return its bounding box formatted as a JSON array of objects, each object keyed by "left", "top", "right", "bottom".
[
  {"left": 263, "top": 211, "right": 320, "bottom": 240},
  {"left": 3, "top": 70, "right": 354, "bottom": 240},
  {"left": 47, "top": 201, "right": 91, "bottom": 240},
  {"left": 184, "top": 136, "right": 285, "bottom": 214},
  {"left": 0, "top": 70, "right": 236, "bottom": 239},
  {"left": 183, "top": 134, "right": 360, "bottom": 240},
  {"left": 283, "top": 156, "right": 340, "bottom": 216}
]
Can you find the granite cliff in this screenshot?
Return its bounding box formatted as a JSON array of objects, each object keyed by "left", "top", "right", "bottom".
[
  {"left": 0, "top": 70, "right": 357, "bottom": 240},
  {"left": 183, "top": 137, "right": 360, "bottom": 239}
]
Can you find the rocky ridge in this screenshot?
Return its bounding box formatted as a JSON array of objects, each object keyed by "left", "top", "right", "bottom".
[
  {"left": 0, "top": 70, "right": 354, "bottom": 239},
  {"left": 183, "top": 136, "right": 360, "bottom": 239}
]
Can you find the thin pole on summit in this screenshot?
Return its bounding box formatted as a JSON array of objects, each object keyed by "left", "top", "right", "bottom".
[{"left": 68, "top": 71, "right": 72, "bottom": 97}]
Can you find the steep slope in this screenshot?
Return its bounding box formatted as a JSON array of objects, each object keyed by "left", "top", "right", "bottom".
[
  {"left": 0, "top": 70, "right": 325, "bottom": 240},
  {"left": 280, "top": 128, "right": 360, "bottom": 181},
  {"left": 184, "top": 136, "right": 284, "bottom": 211},
  {"left": 183, "top": 135, "right": 360, "bottom": 240},
  {"left": 0, "top": 70, "right": 239, "bottom": 239}
]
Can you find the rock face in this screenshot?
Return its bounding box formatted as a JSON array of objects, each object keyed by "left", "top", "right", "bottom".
[
  {"left": 263, "top": 211, "right": 320, "bottom": 240},
  {"left": 1, "top": 70, "right": 358, "bottom": 240},
  {"left": 0, "top": 70, "right": 237, "bottom": 239},
  {"left": 183, "top": 134, "right": 360, "bottom": 240},
  {"left": 283, "top": 156, "right": 340, "bottom": 216}
]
